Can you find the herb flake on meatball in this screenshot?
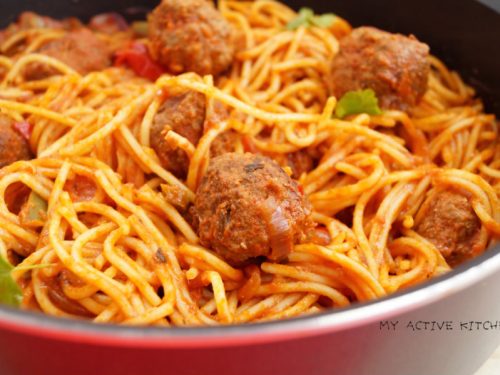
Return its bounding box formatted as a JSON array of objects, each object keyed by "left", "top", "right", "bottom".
[{"left": 329, "top": 26, "right": 430, "bottom": 111}]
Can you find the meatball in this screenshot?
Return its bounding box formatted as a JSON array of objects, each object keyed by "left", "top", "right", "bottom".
[
  {"left": 0, "top": 12, "right": 61, "bottom": 50},
  {"left": 329, "top": 27, "right": 430, "bottom": 110},
  {"left": 15, "top": 11, "right": 82, "bottom": 31},
  {"left": 151, "top": 90, "right": 206, "bottom": 178},
  {"left": 25, "top": 28, "right": 111, "bottom": 80},
  {"left": 0, "top": 12, "right": 81, "bottom": 53},
  {"left": 148, "top": 0, "right": 235, "bottom": 76},
  {"left": 151, "top": 90, "right": 237, "bottom": 178},
  {"left": 194, "top": 153, "right": 312, "bottom": 266},
  {"left": 0, "top": 115, "right": 32, "bottom": 168},
  {"left": 415, "top": 190, "right": 483, "bottom": 266},
  {"left": 18, "top": 11, "right": 65, "bottom": 30}
]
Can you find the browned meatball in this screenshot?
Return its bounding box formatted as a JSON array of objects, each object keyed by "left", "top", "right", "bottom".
[
  {"left": 151, "top": 90, "right": 206, "bottom": 178},
  {"left": 0, "top": 12, "right": 82, "bottom": 57},
  {"left": 15, "top": 11, "right": 82, "bottom": 31},
  {"left": 0, "top": 12, "right": 64, "bottom": 45},
  {"left": 415, "top": 190, "right": 484, "bottom": 266},
  {"left": 17, "top": 11, "right": 65, "bottom": 30},
  {"left": 0, "top": 115, "right": 32, "bottom": 168},
  {"left": 25, "top": 28, "right": 111, "bottom": 80},
  {"left": 194, "top": 153, "right": 312, "bottom": 266},
  {"left": 151, "top": 90, "right": 237, "bottom": 178},
  {"left": 329, "top": 27, "right": 430, "bottom": 110},
  {"left": 148, "top": 0, "right": 235, "bottom": 76}
]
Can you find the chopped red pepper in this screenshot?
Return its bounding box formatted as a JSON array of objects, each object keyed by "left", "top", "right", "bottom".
[
  {"left": 114, "top": 42, "right": 165, "bottom": 81},
  {"left": 13, "top": 121, "right": 33, "bottom": 141}
]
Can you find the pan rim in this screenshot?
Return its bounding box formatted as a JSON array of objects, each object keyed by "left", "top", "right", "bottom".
[{"left": 0, "top": 244, "right": 499, "bottom": 348}]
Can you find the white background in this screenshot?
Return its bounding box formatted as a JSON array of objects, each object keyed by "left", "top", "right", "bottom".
[{"left": 476, "top": 345, "right": 500, "bottom": 375}]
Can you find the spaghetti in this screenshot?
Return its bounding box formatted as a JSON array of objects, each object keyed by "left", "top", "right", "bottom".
[{"left": 0, "top": 0, "right": 498, "bottom": 326}]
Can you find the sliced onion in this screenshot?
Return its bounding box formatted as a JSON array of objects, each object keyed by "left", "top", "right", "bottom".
[{"left": 262, "top": 196, "right": 293, "bottom": 261}]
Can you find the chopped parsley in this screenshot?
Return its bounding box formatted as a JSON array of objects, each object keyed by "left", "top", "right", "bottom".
[
  {"left": 334, "top": 89, "right": 383, "bottom": 119},
  {"left": 286, "top": 8, "right": 337, "bottom": 30}
]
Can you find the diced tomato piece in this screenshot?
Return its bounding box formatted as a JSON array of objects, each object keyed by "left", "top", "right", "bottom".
[{"left": 114, "top": 42, "right": 164, "bottom": 81}]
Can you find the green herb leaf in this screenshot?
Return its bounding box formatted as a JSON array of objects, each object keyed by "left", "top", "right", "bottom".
[
  {"left": 0, "top": 256, "right": 22, "bottom": 307},
  {"left": 310, "top": 14, "right": 336, "bottom": 28},
  {"left": 335, "top": 89, "right": 383, "bottom": 119},
  {"left": 286, "top": 7, "right": 314, "bottom": 30},
  {"left": 25, "top": 191, "right": 47, "bottom": 223},
  {"left": 19, "top": 191, "right": 47, "bottom": 228},
  {"left": 286, "top": 8, "right": 337, "bottom": 30}
]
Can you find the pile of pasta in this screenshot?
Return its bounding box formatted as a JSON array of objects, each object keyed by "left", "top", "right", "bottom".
[{"left": 0, "top": 0, "right": 498, "bottom": 325}]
